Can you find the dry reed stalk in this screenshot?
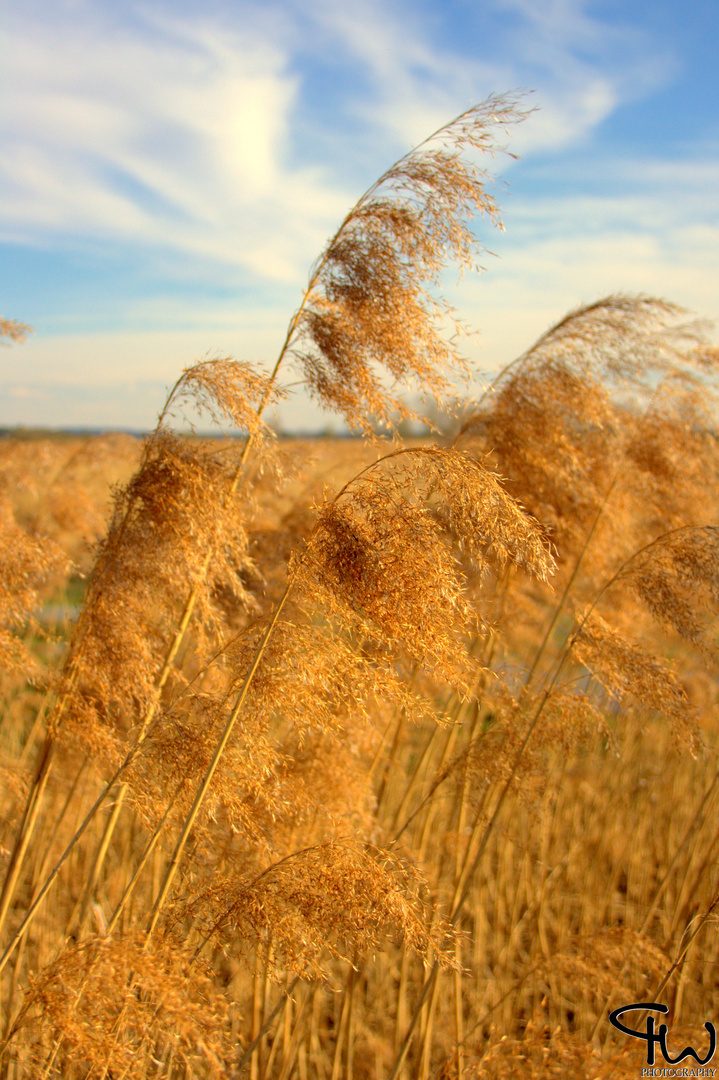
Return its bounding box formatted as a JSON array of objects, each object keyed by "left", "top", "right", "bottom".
[
  {"left": 6, "top": 99, "right": 719, "bottom": 1080},
  {"left": 0, "top": 731, "right": 160, "bottom": 980},
  {"left": 0, "top": 364, "right": 278, "bottom": 966},
  {"left": 384, "top": 519, "right": 719, "bottom": 1073},
  {"left": 144, "top": 580, "right": 293, "bottom": 938},
  {"left": 103, "top": 92, "right": 530, "bottom": 808},
  {"left": 133, "top": 446, "right": 552, "bottom": 944},
  {"left": 585, "top": 735, "right": 719, "bottom": 1044},
  {"left": 1, "top": 761, "right": 90, "bottom": 1048},
  {"left": 2, "top": 100, "right": 533, "bottom": 1010}
]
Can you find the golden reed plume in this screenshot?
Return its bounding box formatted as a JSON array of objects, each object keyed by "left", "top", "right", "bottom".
[{"left": 2, "top": 93, "right": 719, "bottom": 1079}]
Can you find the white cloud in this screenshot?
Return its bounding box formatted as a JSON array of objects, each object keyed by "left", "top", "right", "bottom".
[
  {"left": 1, "top": 0, "right": 679, "bottom": 285},
  {"left": 299, "top": 0, "right": 672, "bottom": 159},
  {"left": 1, "top": 3, "right": 351, "bottom": 280},
  {"left": 448, "top": 207, "right": 719, "bottom": 387}
]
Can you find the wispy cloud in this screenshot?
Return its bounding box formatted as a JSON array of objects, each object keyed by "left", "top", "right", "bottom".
[
  {"left": 300, "top": 0, "right": 673, "bottom": 154},
  {"left": 2, "top": 2, "right": 351, "bottom": 280},
  {"left": 1, "top": 0, "right": 678, "bottom": 287}
]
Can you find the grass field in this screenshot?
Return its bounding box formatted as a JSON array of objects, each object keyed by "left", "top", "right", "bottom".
[{"left": 2, "top": 95, "right": 719, "bottom": 1079}]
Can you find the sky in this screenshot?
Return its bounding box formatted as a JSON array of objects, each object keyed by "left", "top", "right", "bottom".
[{"left": 2, "top": 0, "right": 719, "bottom": 432}]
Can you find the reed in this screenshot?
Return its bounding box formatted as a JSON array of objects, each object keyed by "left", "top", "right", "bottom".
[{"left": 2, "top": 93, "right": 719, "bottom": 1079}]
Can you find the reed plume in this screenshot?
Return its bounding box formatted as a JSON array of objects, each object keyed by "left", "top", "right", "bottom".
[
  {"left": 51, "top": 360, "right": 279, "bottom": 764},
  {"left": 301, "top": 448, "right": 553, "bottom": 679},
  {"left": 7, "top": 932, "right": 230, "bottom": 1078},
  {"left": 0, "top": 318, "right": 31, "bottom": 345},
  {"left": 458, "top": 294, "right": 715, "bottom": 573},
  {"left": 178, "top": 839, "right": 452, "bottom": 983},
  {"left": 0, "top": 496, "right": 66, "bottom": 677},
  {"left": 5, "top": 94, "right": 719, "bottom": 1080},
  {"left": 287, "top": 95, "right": 528, "bottom": 432}
]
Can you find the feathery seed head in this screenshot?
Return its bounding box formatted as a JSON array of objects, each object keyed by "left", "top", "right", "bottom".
[
  {"left": 177, "top": 839, "right": 455, "bottom": 982},
  {"left": 620, "top": 526, "right": 719, "bottom": 657},
  {"left": 0, "top": 317, "right": 32, "bottom": 345},
  {"left": 574, "top": 610, "right": 700, "bottom": 748},
  {"left": 12, "top": 932, "right": 230, "bottom": 1078},
  {"left": 299, "top": 448, "right": 553, "bottom": 689},
  {"left": 168, "top": 356, "right": 283, "bottom": 434},
  {"left": 291, "top": 95, "right": 529, "bottom": 433}
]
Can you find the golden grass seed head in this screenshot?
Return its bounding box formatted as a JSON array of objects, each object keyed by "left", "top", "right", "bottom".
[
  {"left": 618, "top": 526, "right": 719, "bottom": 658},
  {"left": 299, "top": 448, "right": 554, "bottom": 691},
  {"left": 0, "top": 317, "right": 32, "bottom": 345},
  {"left": 499, "top": 294, "right": 697, "bottom": 388},
  {"left": 170, "top": 356, "right": 284, "bottom": 435},
  {"left": 0, "top": 494, "right": 68, "bottom": 676},
  {"left": 573, "top": 610, "right": 700, "bottom": 749},
  {"left": 293, "top": 95, "right": 528, "bottom": 433},
  {"left": 12, "top": 932, "right": 231, "bottom": 1078},
  {"left": 55, "top": 431, "right": 259, "bottom": 763},
  {"left": 176, "top": 839, "right": 455, "bottom": 983}
]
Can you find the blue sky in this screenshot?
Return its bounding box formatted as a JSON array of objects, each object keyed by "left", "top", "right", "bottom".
[{"left": 2, "top": 0, "right": 718, "bottom": 431}]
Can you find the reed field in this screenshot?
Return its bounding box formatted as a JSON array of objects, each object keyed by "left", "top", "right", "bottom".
[{"left": 3, "top": 93, "right": 719, "bottom": 1078}]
